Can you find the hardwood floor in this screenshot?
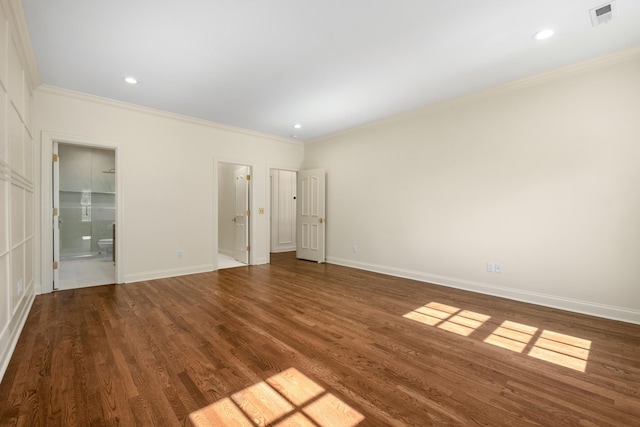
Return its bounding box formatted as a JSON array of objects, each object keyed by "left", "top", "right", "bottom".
[{"left": 1, "top": 252, "right": 639, "bottom": 426}]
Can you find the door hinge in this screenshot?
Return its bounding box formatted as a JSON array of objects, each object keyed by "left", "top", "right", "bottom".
[
  {"left": 246, "top": 210, "right": 250, "bottom": 216},
  {"left": 53, "top": 208, "right": 58, "bottom": 216},
  {"left": 246, "top": 174, "right": 251, "bottom": 181},
  {"left": 52, "top": 154, "right": 58, "bottom": 162},
  {"left": 53, "top": 261, "right": 59, "bottom": 270},
  {"left": 247, "top": 245, "right": 250, "bottom": 251}
]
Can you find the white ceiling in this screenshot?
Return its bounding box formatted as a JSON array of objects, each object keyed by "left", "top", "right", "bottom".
[{"left": 22, "top": 0, "right": 640, "bottom": 141}]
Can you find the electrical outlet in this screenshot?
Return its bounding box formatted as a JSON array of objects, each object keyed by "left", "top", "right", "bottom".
[
  {"left": 352, "top": 245, "right": 358, "bottom": 254},
  {"left": 495, "top": 263, "right": 503, "bottom": 273},
  {"left": 487, "top": 262, "right": 494, "bottom": 272},
  {"left": 177, "top": 250, "right": 183, "bottom": 259},
  {"left": 17, "top": 279, "right": 23, "bottom": 296}
]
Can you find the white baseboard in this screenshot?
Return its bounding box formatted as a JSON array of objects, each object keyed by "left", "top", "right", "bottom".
[
  {"left": 254, "top": 256, "right": 269, "bottom": 265},
  {"left": 0, "top": 291, "right": 36, "bottom": 383},
  {"left": 326, "top": 256, "right": 640, "bottom": 325},
  {"left": 125, "top": 264, "right": 214, "bottom": 283}
]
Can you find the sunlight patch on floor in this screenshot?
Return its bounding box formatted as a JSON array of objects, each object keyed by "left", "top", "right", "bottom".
[
  {"left": 484, "top": 320, "right": 538, "bottom": 352},
  {"left": 528, "top": 330, "right": 591, "bottom": 372},
  {"left": 188, "top": 368, "right": 364, "bottom": 426},
  {"left": 404, "top": 303, "right": 591, "bottom": 372},
  {"left": 403, "top": 302, "right": 491, "bottom": 337}
]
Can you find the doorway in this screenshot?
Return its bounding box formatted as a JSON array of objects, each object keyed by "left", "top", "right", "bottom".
[
  {"left": 270, "top": 169, "right": 297, "bottom": 254},
  {"left": 53, "top": 143, "right": 116, "bottom": 289},
  {"left": 267, "top": 168, "right": 326, "bottom": 263},
  {"left": 218, "top": 163, "right": 251, "bottom": 269}
]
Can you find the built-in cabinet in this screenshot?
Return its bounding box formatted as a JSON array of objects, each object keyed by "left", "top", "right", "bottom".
[{"left": 0, "top": 3, "right": 36, "bottom": 380}]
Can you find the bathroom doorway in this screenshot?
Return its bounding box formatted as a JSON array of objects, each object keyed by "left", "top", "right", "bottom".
[
  {"left": 53, "top": 143, "right": 116, "bottom": 289},
  {"left": 217, "top": 163, "right": 251, "bottom": 269}
]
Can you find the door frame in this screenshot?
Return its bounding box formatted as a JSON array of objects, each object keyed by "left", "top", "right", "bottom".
[
  {"left": 41, "top": 132, "right": 124, "bottom": 293},
  {"left": 265, "top": 165, "right": 299, "bottom": 265},
  {"left": 268, "top": 167, "right": 298, "bottom": 256},
  {"left": 213, "top": 158, "right": 256, "bottom": 270}
]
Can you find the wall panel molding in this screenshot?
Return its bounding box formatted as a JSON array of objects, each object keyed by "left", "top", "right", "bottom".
[
  {"left": 0, "top": 291, "right": 34, "bottom": 381},
  {"left": 0, "top": 0, "right": 37, "bottom": 384}
]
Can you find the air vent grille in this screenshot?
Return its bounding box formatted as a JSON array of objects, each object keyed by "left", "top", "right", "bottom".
[{"left": 590, "top": 1, "right": 616, "bottom": 26}]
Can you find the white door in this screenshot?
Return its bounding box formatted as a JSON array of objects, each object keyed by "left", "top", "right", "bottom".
[
  {"left": 270, "top": 170, "right": 297, "bottom": 253},
  {"left": 296, "top": 169, "right": 325, "bottom": 263},
  {"left": 53, "top": 143, "right": 60, "bottom": 289},
  {"left": 233, "top": 166, "right": 249, "bottom": 263}
]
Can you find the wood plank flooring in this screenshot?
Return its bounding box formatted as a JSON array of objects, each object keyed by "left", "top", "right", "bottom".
[{"left": 1, "top": 252, "right": 639, "bottom": 426}]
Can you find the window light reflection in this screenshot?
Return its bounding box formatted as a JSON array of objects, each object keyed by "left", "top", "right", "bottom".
[
  {"left": 403, "top": 302, "right": 491, "bottom": 337},
  {"left": 404, "top": 303, "right": 591, "bottom": 372},
  {"left": 188, "top": 368, "right": 364, "bottom": 427}
]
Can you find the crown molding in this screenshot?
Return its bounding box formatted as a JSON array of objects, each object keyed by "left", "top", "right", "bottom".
[
  {"left": 307, "top": 44, "right": 640, "bottom": 145},
  {"left": 503, "top": 44, "right": 640, "bottom": 92},
  {"left": 37, "top": 85, "right": 304, "bottom": 147},
  {"left": 2, "top": 0, "right": 40, "bottom": 90}
]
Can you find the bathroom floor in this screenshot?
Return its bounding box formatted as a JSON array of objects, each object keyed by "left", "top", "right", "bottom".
[
  {"left": 57, "top": 256, "right": 116, "bottom": 290},
  {"left": 218, "top": 253, "right": 247, "bottom": 270}
]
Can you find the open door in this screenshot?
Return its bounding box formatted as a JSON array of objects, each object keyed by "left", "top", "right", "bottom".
[
  {"left": 233, "top": 166, "right": 250, "bottom": 264},
  {"left": 270, "top": 169, "right": 297, "bottom": 253},
  {"left": 52, "top": 142, "right": 60, "bottom": 289},
  {"left": 296, "top": 169, "right": 325, "bottom": 263}
]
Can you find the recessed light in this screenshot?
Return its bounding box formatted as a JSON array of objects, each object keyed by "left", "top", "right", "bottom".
[
  {"left": 124, "top": 76, "right": 138, "bottom": 85},
  {"left": 533, "top": 28, "right": 554, "bottom": 41},
  {"left": 293, "top": 123, "right": 302, "bottom": 129}
]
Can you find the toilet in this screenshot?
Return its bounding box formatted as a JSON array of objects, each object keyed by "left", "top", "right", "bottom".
[{"left": 98, "top": 238, "right": 113, "bottom": 261}]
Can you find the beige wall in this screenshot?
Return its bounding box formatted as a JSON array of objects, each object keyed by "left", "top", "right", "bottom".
[
  {"left": 304, "top": 50, "right": 640, "bottom": 323},
  {"left": 3, "top": 1, "right": 639, "bottom": 386},
  {"left": 36, "top": 87, "right": 304, "bottom": 287},
  {"left": 0, "top": 3, "right": 36, "bottom": 381}
]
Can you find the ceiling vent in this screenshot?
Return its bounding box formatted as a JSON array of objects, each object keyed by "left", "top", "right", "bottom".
[{"left": 590, "top": 1, "right": 616, "bottom": 26}]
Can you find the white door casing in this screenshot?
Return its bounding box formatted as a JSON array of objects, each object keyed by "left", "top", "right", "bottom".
[
  {"left": 296, "top": 169, "right": 325, "bottom": 263},
  {"left": 40, "top": 132, "right": 123, "bottom": 294},
  {"left": 233, "top": 166, "right": 249, "bottom": 264}
]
